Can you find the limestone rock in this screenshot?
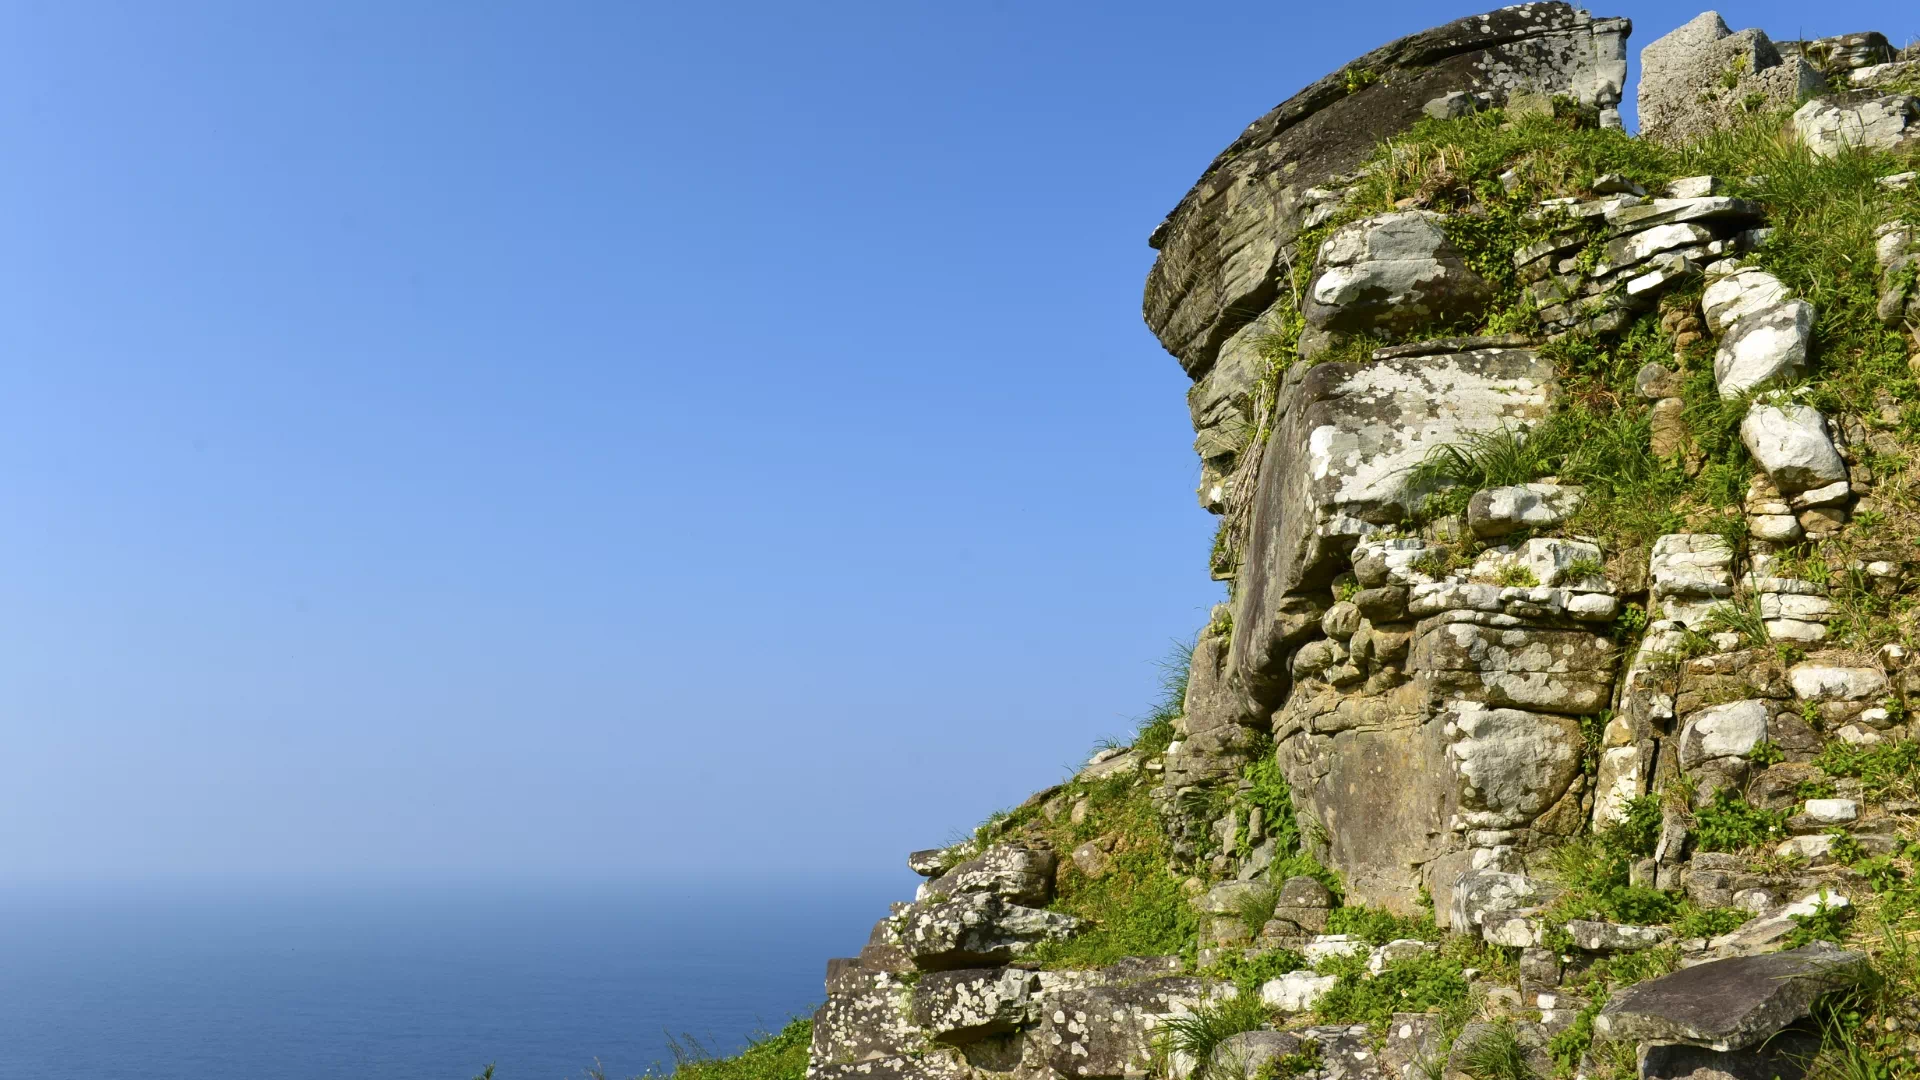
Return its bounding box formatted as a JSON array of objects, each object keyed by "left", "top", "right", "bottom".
[
  {"left": 900, "top": 893, "right": 1084, "bottom": 970},
  {"left": 1449, "top": 870, "right": 1558, "bottom": 932},
  {"left": 1793, "top": 92, "right": 1920, "bottom": 159},
  {"left": 1640, "top": 14, "right": 1826, "bottom": 148},
  {"left": 1303, "top": 212, "right": 1494, "bottom": 337},
  {"left": 1145, "top": 5, "right": 1630, "bottom": 375},
  {"left": 1873, "top": 221, "right": 1918, "bottom": 328},
  {"left": 1595, "top": 942, "right": 1870, "bottom": 1051},
  {"left": 1702, "top": 269, "right": 1791, "bottom": 336},
  {"left": 922, "top": 842, "right": 1058, "bottom": 907},
  {"left": 1262, "top": 971, "right": 1339, "bottom": 1013},
  {"left": 1740, "top": 404, "right": 1847, "bottom": 494},
  {"left": 1446, "top": 702, "right": 1583, "bottom": 829},
  {"left": 1466, "top": 484, "right": 1583, "bottom": 539},
  {"left": 1566, "top": 919, "right": 1672, "bottom": 952},
  {"left": 909, "top": 968, "right": 1036, "bottom": 1043},
  {"left": 1678, "top": 700, "right": 1770, "bottom": 770},
  {"left": 1230, "top": 347, "right": 1553, "bottom": 706},
  {"left": 1715, "top": 300, "right": 1813, "bottom": 398},
  {"left": 1788, "top": 664, "right": 1887, "bottom": 702}
]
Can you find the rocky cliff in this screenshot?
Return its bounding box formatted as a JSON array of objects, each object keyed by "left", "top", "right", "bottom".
[{"left": 778, "top": 9, "right": 1920, "bottom": 1080}]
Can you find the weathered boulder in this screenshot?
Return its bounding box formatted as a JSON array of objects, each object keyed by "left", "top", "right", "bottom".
[
  {"left": 1302, "top": 212, "right": 1494, "bottom": 339},
  {"left": 1262, "top": 971, "right": 1339, "bottom": 1013},
  {"left": 1678, "top": 699, "right": 1770, "bottom": 771},
  {"left": 1031, "top": 977, "right": 1218, "bottom": 1079},
  {"left": 811, "top": 970, "right": 925, "bottom": 1068},
  {"left": 1793, "top": 92, "right": 1920, "bottom": 158},
  {"left": 1467, "top": 483, "right": 1583, "bottom": 539},
  {"left": 1639, "top": 13, "right": 1825, "bottom": 148},
  {"left": 1210, "top": 1031, "right": 1310, "bottom": 1080},
  {"left": 1410, "top": 623, "right": 1617, "bottom": 714},
  {"left": 1230, "top": 347, "right": 1554, "bottom": 706},
  {"left": 1446, "top": 703, "right": 1583, "bottom": 829},
  {"left": 1595, "top": 942, "right": 1870, "bottom": 1051},
  {"left": 1447, "top": 870, "right": 1559, "bottom": 933},
  {"left": 909, "top": 968, "right": 1035, "bottom": 1043},
  {"left": 900, "top": 893, "right": 1084, "bottom": 970},
  {"left": 922, "top": 842, "right": 1058, "bottom": 907},
  {"left": 1637, "top": 1034, "right": 1820, "bottom": 1080},
  {"left": 1145, "top": 5, "right": 1629, "bottom": 376},
  {"left": 1741, "top": 404, "right": 1847, "bottom": 494}
]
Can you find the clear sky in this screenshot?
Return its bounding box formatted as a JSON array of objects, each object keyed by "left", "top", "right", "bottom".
[{"left": 2, "top": 1, "right": 1912, "bottom": 885}]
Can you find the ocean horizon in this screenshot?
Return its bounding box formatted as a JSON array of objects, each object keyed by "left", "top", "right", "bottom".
[{"left": 0, "top": 877, "right": 908, "bottom": 1080}]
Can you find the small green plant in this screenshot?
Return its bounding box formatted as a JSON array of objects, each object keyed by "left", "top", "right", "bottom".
[
  {"left": 1311, "top": 950, "right": 1470, "bottom": 1026},
  {"left": 1785, "top": 890, "right": 1854, "bottom": 947},
  {"left": 1491, "top": 564, "right": 1540, "bottom": 588},
  {"left": 1561, "top": 557, "right": 1606, "bottom": 583},
  {"left": 1254, "top": 1041, "right": 1324, "bottom": 1080},
  {"left": 1335, "top": 578, "right": 1361, "bottom": 603},
  {"left": 1827, "top": 828, "right": 1868, "bottom": 866},
  {"left": 1747, "top": 740, "right": 1785, "bottom": 767},
  {"left": 1411, "top": 546, "right": 1465, "bottom": 579},
  {"left": 1700, "top": 596, "right": 1770, "bottom": 646},
  {"left": 641, "top": 1018, "right": 815, "bottom": 1080},
  {"left": 1324, "top": 904, "right": 1440, "bottom": 945},
  {"left": 1671, "top": 904, "right": 1750, "bottom": 939},
  {"left": 1692, "top": 788, "right": 1790, "bottom": 853},
  {"left": 1814, "top": 740, "right": 1920, "bottom": 802}
]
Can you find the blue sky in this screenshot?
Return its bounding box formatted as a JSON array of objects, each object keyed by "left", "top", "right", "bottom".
[{"left": 1, "top": 1, "right": 1911, "bottom": 885}]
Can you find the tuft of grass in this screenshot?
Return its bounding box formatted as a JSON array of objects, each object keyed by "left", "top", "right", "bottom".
[
  {"left": 1700, "top": 596, "right": 1770, "bottom": 647},
  {"left": 1311, "top": 948, "right": 1471, "bottom": 1027},
  {"left": 1455, "top": 1021, "right": 1542, "bottom": 1080},
  {"left": 1234, "top": 885, "right": 1281, "bottom": 936},
  {"left": 637, "top": 1018, "right": 815, "bottom": 1080},
  {"left": 1156, "top": 991, "right": 1272, "bottom": 1080},
  {"left": 1130, "top": 639, "right": 1194, "bottom": 759}
]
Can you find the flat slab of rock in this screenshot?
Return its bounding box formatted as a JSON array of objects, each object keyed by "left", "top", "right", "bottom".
[
  {"left": 1595, "top": 942, "right": 1870, "bottom": 1051},
  {"left": 1467, "top": 483, "right": 1583, "bottom": 538},
  {"left": 1303, "top": 212, "right": 1494, "bottom": 336}
]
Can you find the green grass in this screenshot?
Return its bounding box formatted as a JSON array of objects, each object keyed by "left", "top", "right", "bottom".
[
  {"left": 626, "top": 1019, "right": 814, "bottom": 1080},
  {"left": 1322, "top": 904, "right": 1439, "bottom": 945},
  {"left": 1310, "top": 948, "right": 1471, "bottom": 1028},
  {"left": 1454, "top": 1021, "right": 1542, "bottom": 1080},
  {"left": 1155, "top": 991, "right": 1273, "bottom": 1080}
]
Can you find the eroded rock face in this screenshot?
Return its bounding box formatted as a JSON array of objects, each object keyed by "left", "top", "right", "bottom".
[
  {"left": 900, "top": 893, "right": 1085, "bottom": 970},
  {"left": 1793, "top": 92, "right": 1920, "bottom": 158},
  {"left": 1639, "top": 13, "right": 1825, "bottom": 148},
  {"left": 1228, "top": 347, "right": 1555, "bottom": 708},
  {"left": 1145, "top": 4, "right": 1629, "bottom": 378}
]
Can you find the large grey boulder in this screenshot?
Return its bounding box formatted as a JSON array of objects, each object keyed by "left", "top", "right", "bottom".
[
  {"left": 1301, "top": 212, "right": 1494, "bottom": 338},
  {"left": 1639, "top": 13, "right": 1825, "bottom": 148},
  {"left": 1793, "top": 92, "right": 1920, "bottom": 158},
  {"left": 1448, "top": 870, "right": 1559, "bottom": 932},
  {"left": 1409, "top": 623, "right": 1617, "bottom": 714},
  {"left": 909, "top": 968, "right": 1036, "bottom": 1043},
  {"left": 1145, "top": 5, "right": 1629, "bottom": 376},
  {"left": 1466, "top": 483, "right": 1583, "bottom": 539},
  {"left": 1638, "top": 1035, "right": 1820, "bottom": 1080},
  {"left": 900, "top": 893, "right": 1084, "bottom": 970},
  {"left": 1741, "top": 404, "right": 1848, "bottom": 494},
  {"left": 921, "top": 842, "right": 1057, "bottom": 907},
  {"left": 1595, "top": 942, "right": 1871, "bottom": 1051},
  {"left": 1445, "top": 702, "right": 1583, "bottom": 829},
  {"left": 1702, "top": 269, "right": 1809, "bottom": 397},
  {"left": 1678, "top": 699, "right": 1771, "bottom": 770},
  {"left": 1031, "top": 977, "right": 1218, "bottom": 1079}
]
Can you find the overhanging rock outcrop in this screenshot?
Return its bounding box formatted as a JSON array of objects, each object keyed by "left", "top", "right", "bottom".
[{"left": 1146, "top": 4, "right": 1627, "bottom": 477}]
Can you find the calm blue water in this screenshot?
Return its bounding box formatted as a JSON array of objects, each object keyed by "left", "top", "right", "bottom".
[{"left": 0, "top": 879, "right": 905, "bottom": 1080}]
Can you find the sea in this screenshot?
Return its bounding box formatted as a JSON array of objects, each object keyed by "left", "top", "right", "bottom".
[{"left": 0, "top": 877, "right": 907, "bottom": 1080}]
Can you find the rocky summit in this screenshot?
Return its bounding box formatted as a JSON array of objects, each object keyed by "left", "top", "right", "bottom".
[{"left": 737, "top": 9, "right": 1920, "bottom": 1080}]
